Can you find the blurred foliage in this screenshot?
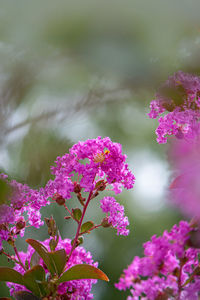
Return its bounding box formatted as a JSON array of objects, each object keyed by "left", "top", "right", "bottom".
[{"left": 0, "top": 0, "right": 200, "bottom": 298}]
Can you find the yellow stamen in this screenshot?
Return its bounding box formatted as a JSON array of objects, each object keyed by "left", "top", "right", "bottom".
[
  {"left": 93, "top": 150, "right": 110, "bottom": 163},
  {"left": 94, "top": 153, "right": 105, "bottom": 163}
]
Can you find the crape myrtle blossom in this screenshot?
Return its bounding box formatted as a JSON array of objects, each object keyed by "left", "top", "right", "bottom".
[
  {"left": 148, "top": 71, "right": 200, "bottom": 143},
  {"left": 0, "top": 137, "right": 135, "bottom": 298},
  {"left": 44, "top": 137, "right": 135, "bottom": 236},
  {"left": 100, "top": 196, "right": 129, "bottom": 236},
  {"left": 0, "top": 174, "right": 48, "bottom": 249},
  {"left": 169, "top": 137, "right": 200, "bottom": 220},
  {"left": 116, "top": 221, "right": 200, "bottom": 300},
  {"left": 0, "top": 137, "right": 135, "bottom": 248},
  {"left": 7, "top": 237, "right": 98, "bottom": 300},
  {"left": 49, "top": 136, "right": 135, "bottom": 195}
]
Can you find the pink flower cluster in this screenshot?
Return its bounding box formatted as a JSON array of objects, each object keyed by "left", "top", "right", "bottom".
[
  {"left": 0, "top": 174, "right": 48, "bottom": 249},
  {"left": 49, "top": 136, "right": 135, "bottom": 195},
  {"left": 148, "top": 71, "right": 200, "bottom": 143},
  {"left": 100, "top": 196, "right": 129, "bottom": 235},
  {"left": 116, "top": 221, "right": 200, "bottom": 300},
  {"left": 7, "top": 237, "right": 97, "bottom": 300},
  {"left": 44, "top": 137, "right": 135, "bottom": 236}
]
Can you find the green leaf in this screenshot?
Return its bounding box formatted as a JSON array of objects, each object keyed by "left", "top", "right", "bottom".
[
  {"left": 0, "top": 267, "right": 24, "bottom": 284},
  {"left": 101, "top": 217, "right": 111, "bottom": 228},
  {"left": 81, "top": 221, "right": 94, "bottom": 233},
  {"left": 72, "top": 208, "right": 82, "bottom": 221},
  {"left": 23, "top": 265, "right": 46, "bottom": 297},
  {"left": 57, "top": 264, "right": 109, "bottom": 283},
  {"left": 26, "top": 239, "right": 56, "bottom": 276},
  {"left": 48, "top": 249, "right": 67, "bottom": 276},
  {"left": 13, "top": 291, "right": 40, "bottom": 300},
  {"left": 27, "top": 239, "right": 67, "bottom": 277}
]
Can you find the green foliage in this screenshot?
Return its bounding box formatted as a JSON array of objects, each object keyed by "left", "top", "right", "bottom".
[
  {"left": 0, "top": 267, "right": 23, "bottom": 284},
  {"left": 26, "top": 239, "right": 57, "bottom": 276},
  {"left": 58, "top": 264, "right": 109, "bottom": 283},
  {"left": 0, "top": 266, "right": 46, "bottom": 298},
  {"left": 48, "top": 249, "right": 67, "bottom": 276},
  {"left": 72, "top": 208, "right": 82, "bottom": 221},
  {"left": 23, "top": 266, "right": 46, "bottom": 297},
  {"left": 81, "top": 221, "right": 94, "bottom": 233},
  {"left": 12, "top": 238, "right": 109, "bottom": 298}
]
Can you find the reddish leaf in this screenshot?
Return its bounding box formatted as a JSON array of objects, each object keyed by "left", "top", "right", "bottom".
[
  {"left": 0, "top": 267, "right": 23, "bottom": 285},
  {"left": 26, "top": 239, "right": 56, "bottom": 276},
  {"left": 81, "top": 221, "right": 94, "bottom": 233},
  {"left": 23, "top": 265, "right": 46, "bottom": 297},
  {"left": 57, "top": 264, "right": 109, "bottom": 283},
  {"left": 49, "top": 249, "right": 67, "bottom": 276}
]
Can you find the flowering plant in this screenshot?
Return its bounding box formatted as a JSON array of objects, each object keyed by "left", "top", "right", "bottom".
[
  {"left": 0, "top": 137, "right": 135, "bottom": 299},
  {"left": 2, "top": 71, "right": 200, "bottom": 300},
  {"left": 115, "top": 71, "right": 200, "bottom": 300}
]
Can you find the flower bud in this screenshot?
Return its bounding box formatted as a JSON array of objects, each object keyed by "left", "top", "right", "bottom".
[
  {"left": 95, "top": 180, "right": 106, "bottom": 191},
  {"left": 7, "top": 237, "right": 15, "bottom": 246},
  {"left": 101, "top": 217, "right": 111, "bottom": 228},
  {"left": 0, "top": 224, "right": 8, "bottom": 231},
  {"left": 53, "top": 193, "right": 65, "bottom": 205},
  {"left": 16, "top": 219, "right": 26, "bottom": 230},
  {"left": 74, "top": 182, "right": 82, "bottom": 194}
]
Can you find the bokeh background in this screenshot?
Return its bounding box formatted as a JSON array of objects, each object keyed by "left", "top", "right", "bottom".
[{"left": 1, "top": 0, "right": 200, "bottom": 298}]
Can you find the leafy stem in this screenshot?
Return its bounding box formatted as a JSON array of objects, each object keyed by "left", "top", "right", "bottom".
[
  {"left": 80, "top": 223, "right": 102, "bottom": 235},
  {"left": 13, "top": 245, "right": 27, "bottom": 271},
  {"left": 64, "top": 203, "right": 76, "bottom": 221},
  {"left": 66, "top": 181, "right": 96, "bottom": 267}
]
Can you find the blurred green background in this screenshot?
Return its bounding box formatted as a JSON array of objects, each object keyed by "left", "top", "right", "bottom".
[{"left": 0, "top": 0, "right": 200, "bottom": 298}]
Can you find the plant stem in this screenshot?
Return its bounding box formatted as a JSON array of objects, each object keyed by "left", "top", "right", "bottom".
[
  {"left": 13, "top": 245, "right": 27, "bottom": 271},
  {"left": 2, "top": 251, "right": 17, "bottom": 263},
  {"left": 66, "top": 188, "right": 94, "bottom": 268},
  {"left": 63, "top": 203, "right": 74, "bottom": 218}
]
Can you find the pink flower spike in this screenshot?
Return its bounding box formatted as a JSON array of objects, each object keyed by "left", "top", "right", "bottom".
[
  {"left": 116, "top": 221, "right": 200, "bottom": 299},
  {"left": 100, "top": 196, "right": 129, "bottom": 236}
]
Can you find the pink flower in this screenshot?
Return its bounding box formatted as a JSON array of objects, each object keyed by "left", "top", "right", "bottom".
[
  {"left": 50, "top": 137, "right": 135, "bottom": 194},
  {"left": 0, "top": 176, "right": 48, "bottom": 247},
  {"left": 148, "top": 71, "right": 200, "bottom": 143},
  {"left": 100, "top": 196, "right": 129, "bottom": 236},
  {"left": 116, "top": 221, "right": 200, "bottom": 299}
]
